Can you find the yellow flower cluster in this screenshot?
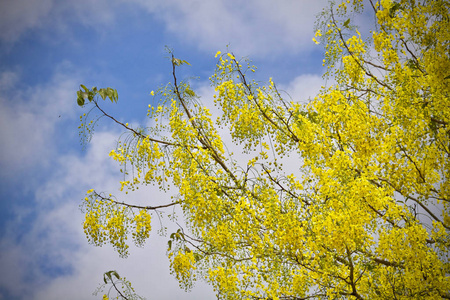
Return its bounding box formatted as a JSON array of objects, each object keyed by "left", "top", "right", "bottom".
[
  {"left": 169, "top": 251, "right": 197, "bottom": 290},
  {"left": 82, "top": 192, "right": 153, "bottom": 257},
  {"left": 132, "top": 210, "right": 151, "bottom": 246}
]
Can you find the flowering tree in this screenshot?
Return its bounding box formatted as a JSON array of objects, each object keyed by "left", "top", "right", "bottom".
[{"left": 78, "top": 0, "right": 450, "bottom": 299}]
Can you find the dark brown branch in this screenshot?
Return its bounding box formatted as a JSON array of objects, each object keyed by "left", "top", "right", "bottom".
[
  {"left": 362, "top": 59, "right": 388, "bottom": 71},
  {"left": 397, "top": 144, "right": 426, "bottom": 183},
  {"left": 330, "top": 10, "right": 392, "bottom": 91},
  {"left": 252, "top": 294, "right": 328, "bottom": 300},
  {"left": 94, "top": 191, "right": 179, "bottom": 211},
  {"left": 110, "top": 278, "right": 129, "bottom": 300},
  {"left": 357, "top": 249, "right": 403, "bottom": 269},
  {"left": 375, "top": 176, "right": 449, "bottom": 230},
  {"left": 261, "top": 164, "right": 310, "bottom": 206},
  {"left": 170, "top": 54, "right": 241, "bottom": 187},
  {"left": 178, "top": 227, "right": 255, "bottom": 263},
  {"left": 231, "top": 56, "right": 301, "bottom": 144},
  {"left": 430, "top": 117, "right": 448, "bottom": 126},
  {"left": 93, "top": 100, "right": 175, "bottom": 147}
]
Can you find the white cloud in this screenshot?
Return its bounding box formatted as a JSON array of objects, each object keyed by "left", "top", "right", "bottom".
[
  {"left": 0, "top": 122, "right": 215, "bottom": 299},
  {"left": 0, "top": 240, "right": 32, "bottom": 299},
  {"left": 131, "top": 0, "right": 327, "bottom": 56},
  {"left": 0, "top": 0, "right": 53, "bottom": 43},
  {"left": 280, "top": 73, "right": 325, "bottom": 105},
  {"left": 0, "top": 0, "right": 119, "bottom": 44},
  {"left": 1, "top": 0, "right": 328, "bottom": 57},
  {"left": 0, "top": 68, "right": 80, "bottom": 177},
  {"left": 0, "top": 71, "right": 20, "bottom": 91}
]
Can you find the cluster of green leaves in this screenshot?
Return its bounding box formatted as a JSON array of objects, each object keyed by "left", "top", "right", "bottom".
[
  {"left": 77, "top": 85, "right": 118, "bottom": 107},
  {"left": 94, "top": 270, "right": 145, "bottom": 300},
  {"left": 78, "top": 0, "right": 450, "bottom": 299}
]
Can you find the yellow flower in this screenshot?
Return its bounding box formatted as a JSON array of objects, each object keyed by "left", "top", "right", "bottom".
[{"left": 227, "top": 53, "right": 235, "bottom": 60}]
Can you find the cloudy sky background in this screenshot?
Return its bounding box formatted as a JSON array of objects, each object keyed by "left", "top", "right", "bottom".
[{"left": 0, "top": 0, "right": 337, "bottom": 299}]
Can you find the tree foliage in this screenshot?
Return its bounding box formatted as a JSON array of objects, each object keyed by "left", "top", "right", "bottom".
[
  {"left": 78, "top": 0, "right": 450, "bottom": 299},
  {"left": 94, "top": 270, "right": 145, "bottom": 300}
]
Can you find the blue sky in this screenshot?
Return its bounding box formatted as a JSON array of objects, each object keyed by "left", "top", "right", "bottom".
[{"left": 0, "top": 0, "right": 330, "bottom": 299}]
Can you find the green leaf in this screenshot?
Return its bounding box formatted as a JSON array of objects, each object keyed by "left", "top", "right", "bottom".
[
  {"left": 343, "top": 18, "right": 350, "bottom": 28},
  {"left": 77, "top": 90, "right": 88, "bottom": 106},
  {"left": 172, "top": 57, "right": 191, "bottom": 66},
  {"left": 103, "top": 270, "right": 120, "bottom": 284},
  {"left": 77, "top": 96, "right": 85, "bottom": 107},
  {"left": 104, "top": 271, "right": 111, "bottom": 284},
  {"left": 406, "top": 59, "right": 417, "bottom": 69},
  {"left": 193, "top": 252, "right": 201, "bottom": 262},
  {"left": 112, "top": 271, "right": 120, "bottom": 280},
  {"left": 176, "top": 229, "right": 185, "bottom": 240},
  {"left": 172, "top": 58, "right": 181, "bottom": 66},
  {"left": 181, "top": 59, "right": 191, "bottom": 66},
  {"left": 98, "top": 89, "right": 107, "bottom": 100},
  {"left": 112, "top": 89, "right": 118, "bottom": 103},
  {"left": 389, "top": 2, "right": 401, "bottom": 18},
  {"left": 168, "top": 240, "right": 172, "bottom": 251}
]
